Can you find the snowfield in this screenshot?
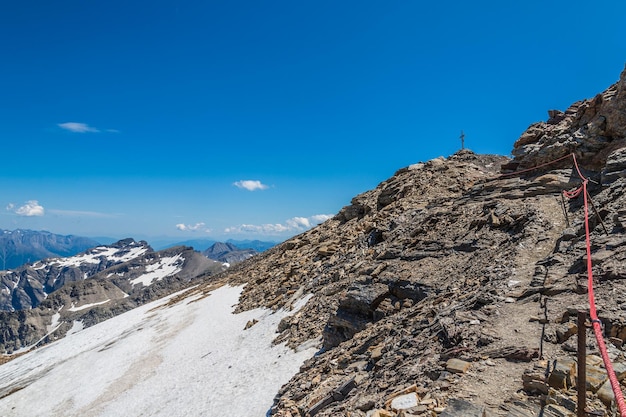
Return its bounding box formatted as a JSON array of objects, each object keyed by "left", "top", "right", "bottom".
[
  {"left": 129, "top": 254, "right": 183, "bottom": 287},
  {"left": 34, "top": 245, "right": 150, "bottom": 269},
  {"left": 0, "top": 285, "right": 318, "bottom": 417}
]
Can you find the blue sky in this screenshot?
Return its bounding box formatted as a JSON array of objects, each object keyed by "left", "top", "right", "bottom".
[{"left": 1, "top": 1, "right": 625, "bottom": 243}]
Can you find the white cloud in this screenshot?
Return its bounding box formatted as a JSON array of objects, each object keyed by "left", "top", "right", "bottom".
[
  {"left": 233, "top": 180, "right": 269, "bottom": 191},
  {"left": 224, "top": 214, "right": 333, "bottom": 236},
  {"left": 58, "top": 122, "right": 100, "bottom": 133},
  {"left": 310, "top": 214, "right": 333, "bottom": 224},
  {"left": 176, "top": 222, "right": 210, "bottom": 233},
  {"left": 286, "top": 217, "right": 311, "bottom": 229},
  {"left": 8, "top": 200, "right": 45, "bottom": 217}
]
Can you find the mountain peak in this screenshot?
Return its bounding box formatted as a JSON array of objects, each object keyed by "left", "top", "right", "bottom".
[{"left": 2, "top": 66, "right": 626, "bottom": 416}]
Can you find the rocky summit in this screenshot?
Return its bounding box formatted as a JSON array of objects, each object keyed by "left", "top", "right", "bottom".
[{"left": 202, "top": 65, "right": 626, "bottom": 416}]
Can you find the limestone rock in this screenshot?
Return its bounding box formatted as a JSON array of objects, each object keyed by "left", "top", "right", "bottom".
[{"left": 446, "top": 358, "right": 471, "bottom": 374}]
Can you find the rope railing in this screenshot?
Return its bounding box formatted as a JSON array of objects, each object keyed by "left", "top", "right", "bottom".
[
  {"left": 500, "top": 152, "right": 626, "bottom": 415},
  {"left": 568, "top": 154, "right": 626, "bottom": 416},
  {"left": 496, "top": 153, "right": 574, "bottom": 178}
]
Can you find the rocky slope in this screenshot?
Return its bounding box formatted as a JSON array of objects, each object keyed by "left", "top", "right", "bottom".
[
  {"left": 0, "top": 229, "right": 98, "bottom": 271},
  {"left": 1, "top": 66, "right": 625, "bottom": 416},
  {"left": 0, "top": 239, "right": 226, "bottom": 353},
  {"left": 203, "top": 64, "right": 626, "bottom": 416}
]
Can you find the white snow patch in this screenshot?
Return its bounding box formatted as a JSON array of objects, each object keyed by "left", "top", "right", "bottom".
[
  {"left": 50, "top": 246, "right": 149, "bottom": 268},
  {"left": 129, "top": 254, "right": 183, "bottom": 287},
  {"left": 32, "top": 261, "right": 46, "bottom": 270},
  {"left": 292, "top": 293, "right": 313, "bottom": 311},
  {"left": 47, "top": 312, "right": 61, "bottom": 333},
  {"left": 0, "top": 285, "right": 318, "bottom": 417},
  {"left": 67, "top": 320, "right": 84, "bottom": 335},
  {"left": 68, "top": 299, "right": 111, "bottom": 312},
  {"left": 51, "top": 272, "right": 62, "bottom": 286}
]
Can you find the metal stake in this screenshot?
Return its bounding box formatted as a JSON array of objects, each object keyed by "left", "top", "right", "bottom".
[
  {"left": 578, "top": 311, "right": 587, "bottom": 417},
  {"left": 561, "top": 193, "right": 570, "bottom": 227},
  {"left": 585, "top": 190, "right": 608, "bottom": 235}
]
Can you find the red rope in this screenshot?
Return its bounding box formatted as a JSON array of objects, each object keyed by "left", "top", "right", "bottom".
[
  {"left": 500, "top": 152, "right": 626, "bottom": 413},
  {"left": 496, "top": 152, "right": 574, "bottom": 178},
  {"left": 563, "top": 186, "right": 584, "bottom": 199},
  {"left": 569, "top": 155, "right": 626, "bottom": 415}
]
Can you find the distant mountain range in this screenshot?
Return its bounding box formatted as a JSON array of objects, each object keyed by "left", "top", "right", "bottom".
[
  {"left": 150, "top": 238, "right": 277, "bottom": 252},
  {"left": 0, "top": 230, "right": 277, "bottom": 272},
  {"left": 0, "top": 230, "right": 274, "bottom": 352},
  {"left": 0, "top": 229, "right": 99, "bottom": 271},
  {"left": 0, "top": 238, "right": 226, "bottom": 352}
]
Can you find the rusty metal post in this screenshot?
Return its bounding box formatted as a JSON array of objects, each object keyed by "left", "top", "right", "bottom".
[
  {"left": 578, "top": 311, "right": 587, "bottom": 417},
  {"left": 561, "top": 192, "right": 570, "bottom": 227},
  {"left": 585, "top": 190, "right": 608, "bottom": 235}
]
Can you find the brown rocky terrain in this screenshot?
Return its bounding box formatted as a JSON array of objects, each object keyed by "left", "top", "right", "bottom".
[
  {"left": 200, "top": 64, "right": 626, "bottom": 416},
  {"left": 2, "top": 65, "right": 625, "bottom": 416}
]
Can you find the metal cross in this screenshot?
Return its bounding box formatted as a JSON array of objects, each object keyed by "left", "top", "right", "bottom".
[{"left": 460, "top": 130, "right": 465, "bottom": 150}]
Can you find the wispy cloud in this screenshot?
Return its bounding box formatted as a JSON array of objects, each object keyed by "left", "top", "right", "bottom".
[
  {"left": 224, "top": 214, "right": 332, "bottom": 235},
  {"left": 7, "top": 200, "right": 45, "bottom": 217},
  {"left": 224, "top": 224, "right": 289, "bottom": 234},
  {"left": 58, "top": 122, "right": 100, "bottom": 133},
  {"left": 48, "top": 209, "right": 117, "bottom": 218},
  {"left": 233, "top": 180, "right": 269, "bottom": 191},
  {"left": 176, "top": 222, "right": 211, "bottom": 233},
  {"left": 57, "top": 122, "right": 120, "bottom": 134}
]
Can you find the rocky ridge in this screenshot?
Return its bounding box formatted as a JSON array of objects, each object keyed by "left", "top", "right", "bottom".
[
  {"left": 0, "top": 238, "right": 151, "bottom": 311},
  {"left": 209, "top": 65, "right": 626, "bottom": 416}
]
